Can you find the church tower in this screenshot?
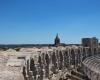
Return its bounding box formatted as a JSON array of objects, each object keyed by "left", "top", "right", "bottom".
[{"left": 54, "top": 33, "right": 60, "bottom": 46}]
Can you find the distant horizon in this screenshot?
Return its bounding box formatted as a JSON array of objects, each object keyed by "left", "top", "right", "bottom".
[
  {"left": 0, "top": 0, "right": 100, "bottom": 44},
  {"left": 0, "top": 36, "right": 99, "bottom": 45}
]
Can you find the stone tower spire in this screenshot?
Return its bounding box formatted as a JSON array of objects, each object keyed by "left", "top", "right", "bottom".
[{"left": 54, "top": 33, "right": 60, "bottom": 46}]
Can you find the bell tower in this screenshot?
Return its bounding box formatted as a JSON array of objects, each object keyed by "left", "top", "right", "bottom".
[{"left": 54, "top": 33, "right": 60, "bottom": 46}]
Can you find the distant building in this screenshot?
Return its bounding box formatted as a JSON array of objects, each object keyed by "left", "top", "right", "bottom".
[
  {"left": 82, "top": 37, "right": 98, "bottom": 48},
  {"left": 54, "top": 34, "right": 60, "bottom": 46},
  {"left": 82, "top": 37, "right": 99, "bottom": 56},
  {"left": 92, "top": 37, "right": 99, "bottom": 48}
]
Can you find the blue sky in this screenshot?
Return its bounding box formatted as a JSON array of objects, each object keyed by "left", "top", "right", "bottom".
[{"left": 0, "top": 0, "right": 100, "bottom": 44}]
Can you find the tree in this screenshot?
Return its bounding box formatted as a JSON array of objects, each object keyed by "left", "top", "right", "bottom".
[{"left": 14, "top": 47, "right": 20, "bottom": 51}]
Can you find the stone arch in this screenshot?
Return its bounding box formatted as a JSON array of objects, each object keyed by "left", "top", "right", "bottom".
[
  {"left": 94, "top": 48, "right": 97, "bottom": 55},
  {"left": 70, "top": 49, "right": 75, "bottom": 67}
]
